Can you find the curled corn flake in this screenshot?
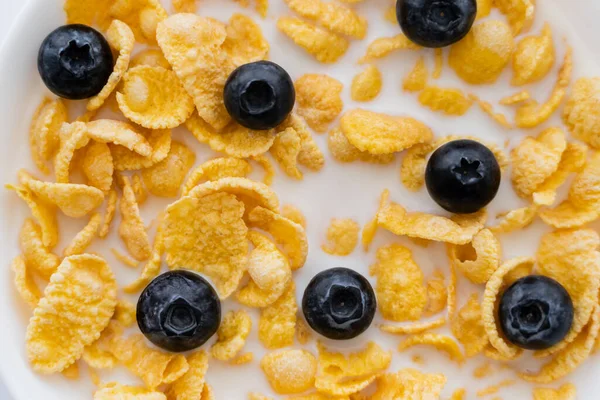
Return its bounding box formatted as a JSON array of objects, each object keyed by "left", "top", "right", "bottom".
[
  {"left": 54, "top": 122, "right": 91, "bottom": 183},
  {"left": 284, "top": 0, "right": 367, "bottom": 39},
  {"left": 94, "top": 383, "right": 166, "bottom": 400},
  {"left": 132, "top": 173, "right": 147, "bottom": 204},
  {"left": 533, "top": 383, "right": 577, "bottom": 400},
  {"left": 370, "top": 244, "right": 426, "bottom": 321},
  {"left": 489, "top": 206, "right": 537, "bottom": 234},
  {"left": 371, "top": 368, "right": 447, "bottom": 400},
  {"left": 295, "top": 74, "right": 343, "bottom": 133},
  {"left": 26, "top": 254, "right": 117, "bottom": 373},
  {"left": 380, "top": 318, "right": 446, "bottom": 335},
  {"left": 482, "top": 257, "right": 535, "bottom": 359},
  {"left": 418, "top": 86, "right": 472, "bottom": 116},
  {"left": 124, "top": 218, "right": 164, "bottom": 293},
  {"left": 341, "top": 109, "right": 433, "bottom": 155},
  {"left": 172, "top": 0, "right": 197, "bottom": 12},
  {"left": 19, "top": 218, "right": 60, "bottom": 279},
  {"left": 111, "top": 248, "right": 139, "bottom": 268},
  {"left": 29, "top": 97, "right": 67, "bottom": 174},
  {"left": 12, "top": 256, "right": 41, "bottom": 309},
  {"left": 328, "top": 127, "right": 395, "bottom": 164},
  {"left": 261, "top": 349, "right": 317, "bottom": 394},
  {"left": 7, "top": 185, "right": 59, "bottom": 248},
  {"left": 119, "top": 176, "right": 151, "bottom": 261},
  {"left": 283, "top": 115, "right": 325, "bottom": 172},
  {"left": 476, "top": 379, "right": 516, "bottom": 397},
  {"left": 448, "top": 20, "right": 514, "bottom": 85},
  {"left": 512, "top": 24, "right": 555, "bottom": 86},
  {"left": 447, "top": 228, "right": 501, "bottom": 284},
  {"left": 270, "top": 127, "right": 303, "bottom": 180},
  {"left": 281, "top": 204, "right": 307, "bottom": 228},
  {"left": 86, "top": 120, "right": 153, "bottom": 156},
  {"left": 223, "top": 14, "right": 270, "bottom": 66},
  {"left": 231, "top": 352, "right": 253, "bottom": 365},
  {"left": 398, "top": 333, "right": 465, "bottom": 363},
  {"left": 360, "top": 34, "right": 421, "bottom": 63},
  {"left": 564, "top": 77, "right": 600, "bottom": 149},
  {"left": 258, "top": 282, "right": 297, "bottom": 349},
  {"left": 117, "top": 66, "right": 195, "bottom": 129},
  {"left": 64, "top": 212, "right": 102, "bottom": 257},
  {"left": 495, "top": 0, "right": 536, "bottom": 35},
  {"left": 500, "top": 90, "right": 532, "bottom": 105},
  {"left": 211, "top": 310, "right": 252, "bottom": 361},
  {"left": 157, "top": 14, "right": 234, "bottom": 131},
  {"left": 351, "top": 66, "right": 382, "bottom": 102},
  {"left": 142, "top": 141, "right": 196, "bottom": 197},
  {"left": 99, "top": 189, "right": 118, "bottom": 238},
  {"left": 277, "top": 17, "right": 349, "bottom": 63},
  {"left": 84, "top": 334, "right": 117, "bottom": 370},
  {"left": 88, "top": 20, "right": 135, "bottom": 111},
  {"left": 186, "top": 113, "right": 276, "bottom": 158},
  {"left": 82, "top": 142, "right": 114, "bottom": 193},
  {"left": 515, "top": 48, "right": 573, "bottom": 129},
  {"left": 183, "top": 158, "right": 251, "bottom": 196},
  {"left": 252, "top": 155, "right": 276, "bottom": 186},
  {"left": 109, "top": 0, "right": 168, "bottom": 44},
  {"left": 165, "top": 192, "right": 248, "bottom": 298},
  {"left": 451, "top": 293, "right": 487, "bottom": 357},
  {"left": 19, "top": 170, "right": 104, "bottom": 218},
  {"left": 130, "top": 48, "right": 171, "bottom": 69},
  {"left": 109, "top": 333, "right": 189, "bottom": 388},
  {"left": 315, "top": 341, "right": 392, "bottom": 396},
  {"left": 469, "top": 95, "right": 512, "bottom": 128},
  {"left": 64, "top": 0, "right": 112, "bottom": 30},
  {"left": 296, "top": 318, "right": 313, "bottom": 344},
  {"left": 403, "top": 57, "right": 428, "bottom": 92},
  {"left": 322, "top": 218, "right": 360, "bottom": 256},
  {"left": 425, "top": 270, "right": 447, "bottom": 316},
  {"left": 167, "top": 351, "right": 208, "bottom": 400},
  {"left": 111, "top": 128, "right": 171, "bottom": 171}
]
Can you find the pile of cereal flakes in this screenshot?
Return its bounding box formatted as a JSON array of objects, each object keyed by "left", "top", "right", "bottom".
[{"left": 5, "top": 0, "right": 600, "bottom": 398}]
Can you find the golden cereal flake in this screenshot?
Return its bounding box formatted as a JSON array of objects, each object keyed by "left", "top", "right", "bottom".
[
  {"left": 86, "top": 120, "right": 153, "bottom": 156},
  {"left": 512, "top": 24, "right": 555, "bottom": 86},
  {"left": 500, "top": 90, "right": 532, "bottom": 105},
  {"left": 223, "top": 14, "right": 270, "bottom": 66},
  {"left": 118, "top": 175, "right": 151, "bottom": 261},
  {"left": 82, "top": 142, "right": 114, "bottom": 193},
  {"left": 277, "top": 17, "right": 349, "bottom": 63},
  {"left": 252, "top": 155, "right": 276, "bottom": 186},
  {"left": 99, "top": 189, "right": 118, "bottom": 238},
  {"left": 111, "top": 129, "right": 172, "bottom": 171},
  {"left": 172, "top": 0, "right": 197, "bottom": 12},
  {"left": 109, "top": 0, "right": 168, "bottom": 44},
  {"left": 295, "top": 74, "right": 344, "bottom": 133},
  {"left": 211, "top": 310, "right": 252, "bottom": 361},
  {"left": 114, "top": 300, "right": 136, "bottom": 327},
  {"left": 380, "top": 318, "right": 446, "bottom": 335},
  {"left": 54, "top": 122, "right": 91, "bottom": 183},
  {"left": 495, "top": 0, "right": 536, "bottom": 35},
  {"left": 398, "top": 333, "right": 465, "bottom": 364},
  {"left": 63, "top": 212, "right": 102, "bottom": 257},
  {"left": 64, "top": 0, "right": 112, "bottom": 30},
  {"left": 370, "top": 368, "right": 447, "bottom": 400},
  {"left": 469, "top": 95, "right": 513, "bottom": 128},
  {"left": 489, "top": 206, "right": 538, "bottom": 234},
  {"left": 12, "top": 256, "right": 41, "bottom": 309},
  {"left": 322, "top": 218, "right": 360, "bottom": 256},
  {"left": 131, "top": 173, "right": 147, "bottom": 204},
  {"left": 29, "top": 97, "right": 67, "bottom": 174},
  {"left": 281, "top": 204, "right": 307, "bottom": 228},
  {"left": 451, "top": 293, "right": 487, "bottom": 357},
  {"left": 533, "top": 384, "right": 577, "bottom": 400},
  {"left": 447, "top": 228, "right": 501, "bottom": 284},
  {"left": 476, "top": 380, "right": 516, "bottom": 397},
  {"left": 142, "top": 141, "right": 196, "bottom": 197},
  {"left": 296, "top": 318, "right": 313, "bottom": 345},
  {"left": 166, "top": 351, "right": 208, "bottom": 400},
  {"left": 94, "top": 383, "right": 166, "bottom": 400},
  {"left": 19, "top": 218, "right": 60, "bottom": 279},
  {"left": 476, "top": 0, "right": 492, "bottom": 19},
  {"left": 360, "top": 34, "right": 421, "bottom": 63},
  {"left": 418, "top": 86, "right": 473, "bottom": 116},
  {"left": 258, "top": 282, "right": 297, "bottom": 349},
  {"left": 124, "top": 217, "right": 165, "bottom": 293},
  {"left": 130, "top": 48, "right": 171, "bottom": 69},
  {"left": 328, "top": 127, "right": 395, "bottom": 164},
  {"left": 403, "top": 57, "right": 428, "bottom": 92},
  {"left": 270, "top": 127, "right": 303, "bottom": 180},
  {"left": 384, "top": 5, "right": 397, "bottom": 24},
  {"left": 183, "top": 157, "right": 251, "bottom": 196},
  {"left": 111, "top": 248, "right": 139, "bottom": 268},
  {"left": 351, "top": 65, "right": 382, "bottom": 102},
  {"left": 280, "top": 114, "right": 325, "bottom": 172},
  {"left": 424, "top": 270, "right": 447, "bottom": 316},
  {"left": 261, "top": 349, "right": 317, "bottom": 395},
  {"left": 284, "top": 0, "right": 367, "bottom": 39},
  {"left": 564, "top": 77, "right": 600, "bottom": 149}
]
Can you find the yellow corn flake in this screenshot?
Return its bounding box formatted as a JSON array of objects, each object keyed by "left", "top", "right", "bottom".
[
  {"left": 200, "top": 384, "right": 214, "bottom": 400},
  {"left": 183, "top": 158, "right": 251, "bottom": 196},
  {"left": 249, "top": 394, "right": 273, "bottom": 400},
  {"left": 252, "top": 155, "right": 276, "bottom": 186},
  {"left": 281, "top": 204, "right": 307, "bottom": 228},
  {"left": 424, "top": 270, "right": 447, "bottom": 316},
  {"left": 99, "top": 189, "right": 118, "bottom": 239},
  {"left": 451, "top": 293, "right": 487, "bottom": 357},
  {"left": 482, "top": 257, "right": 535, "bottom": 359},
  {"left": 495, "top": 0, "right": 536, "bottom": 35},
  {"left": 114, "top": 300, "right": 136, "bottom": 328},
  {"left": 448, "top": 20, "right": 514, "bottom": 85},
  {"left": 476, "top": 0, "right": 492, "bottom": 19},
  {"left": 19, "top": 218, "right": 60, "bottom": 279},
  {"left": 86, "top": 120, "right": 153, "bottom": 156},
  {"left": 82, "top": 142, "right": 114, "bottom": 193},
  {"left": 370, "top": 244, "right": 426, "bottom": 321},
  {"left": 403, "top": 57, "right": 428, "bottom": 92},
  {"left": 295, "top": 74, "right": 344, "bottom": 133},
  {"left": 277, "top": 17, "right": 349, "bottom": 63},
  {"left": 141, "top": 141, "right": 196, "bottom": 197},
  {"left": 94, "top": 383, "right": 167, "bottom": 400},
  {"left": 111, "top": 128, "right": 171, "bottom": 171},
  {"left": 26, "top": 254, "right": 117, "bottom": 374},
  {"left": 172, "top": 0, "right": 197, "bottom": 12},
  {"left": 88, "top": 20, "right": 135, "bottom": 111},
  {"left": 418, "top": 86, "right": 473, "bottom": 116},
  {"left": 29, "top": 97, "right": 67, "bottom": 174},
  {"left": 476, "top": 379, "right": 516, "bottom": 397},
  {"left": 351, "top": 65, "right": 382, "bottom": 102},
  {"left": 186, "top": 113, "right": 276, "bottom": 158},
  {"left": 280, "top": 114, "right": 325, "bottom": 172},
  {"left": 12, "top": 256, "right": 41, "bottom": 309},
  {"left": 223, "top": 14, "right": 270, "bottom": 66},
  {"left": 451, "top": 388, "right": 467, "bottom": 400},
  {"left": 130, "top": 48, "right": 171, "bottom": 69},
  {"left": 296, "top": 318, "right": 313, "bottom": 345},
  {"left": 157, "top": 14, "right": 234, "bottom": 131},
  {"left": 360, "top": 34, "right": 421, "bottom": 63},
  {"left": 164, "top": 192, "right": 248, "bottom": 298},
  {"left": 340, "top": 109, "right": 433, "bottom": 155},
  {"left": 124, "top": 218, "right": 165, "bottom": 293},
  {"left": 489, "top": 206, "right": 538, "bottom": 234},
  {"left": 533, "top": 383, "right": 577, "bottom": 400},
  {"left": 54, "top": 122, "right": 91, "bottom": 183},
  {"left": 370, "top": 368, "right": 447, "bottom": 400},
  {"left": 130, "top": 173, "right": 147, "bottom": 205},
  {"left": 500, "top": 90, "right": 532, "bottom": 105},
  {"left": 167, "top": 351, "right": 208, "bottom": 400},
  {"left": 258, "top": 282, "right": 297, "bottom": 349},
  {"left": 61, "top": 362, "right": 80, "bottom": 380},
  {"left": 109, "top": 333, "right": 189, "bottom": 388},
  {"left": 328, "top": 127, "right": 395, "bottom": 164},
  {"left": 512, "top": 24, "right": 555, "bottom": 86},
  {"left": 564, "top": 77, "right": 600, "bottom": 149},
  {"left": 380, "top": 318, "right": 446, "bottom": 335},
  {"left": 211, "top": 310, "right": 252, "bottom": 361},
  {"left": 118, "top": 175, "right": 151, "bottom": 261},
  {"left": 64, "top": 212, "right": 102, "bottom": 257},
  {"left": 109, "top": 0, "right": 168, "bottom": 44},
  {"left": 515, "top": 48, "right": 573, "bottom": 129},
  {"left": 315, "top": 341, "right": 392, "bottom": 396},
  {"left": 261, "top": 349, "right": 317, "bottom": 394},
  {"left": 447, "top": 228, "right": 501, "bottom": 284},
  {"left": 469, "top": 95, "right": 513, "bottom": 128},
  {"left": 231, "top": 352, "right": 254, "bottom": 365},
  {"left": 322, "top": 218, "right": 360, "bottom": 256},
  {"left": 270, "top": 127, "right": 303, "bottom": 179},
  {"left": 284, "top": 0, "right": 367, "bottom": 39},
  {"left": 473, "top": 362, "right": 493, "bottom": 379},
  {"left": 398, "top": 333, "right": 464, "bottom": 363},
  {"left": 64, "top": 0, "right": 112, "bottom": 30},
  {"left": 111, "top": 248, "right": 139, "bottom": 268},
  {"left": 384, "top": 5, "right": 397, "bottom": 24}
]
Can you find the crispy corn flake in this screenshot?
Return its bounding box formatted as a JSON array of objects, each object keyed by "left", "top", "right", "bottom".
[
  {"left": 398, "top": 333, "right": 464, "bottom": 364},
  {"left": 164, "top": 192, "right": 248, "bottom": 298},
  {"left": 167, "top": 351, "right": 208, "bottom": 400},
  {"left": 54, "top": 122, "right": 91, "bottom": 183},
  {"left": 94, "top": 383, "right": 167, "bottom": 400},
  {"left": 19, "top": 170, "right": 104, "bottom": 218},
  {"left": 249, "top": 394, "right": 273, "bottom": 400},
  {"left": 111, "top": 248, "right": 139, "bottom": 268},
  {"left": 131, "top": 48, "right": 171, "bottom": 69},
  {"left": 230, "top": 352, "right": 253, "bottom": 365},
  {"left": 482, "top": 257, "right": 535, "bottom": 359},
  {"left": 117, "top": 66, "right": 194, "bottom": 129},
  {"left": 211, "top": 310, "right": 252, "bottom": 361},
  {"left": 252, "top": 155, "right": 276, "bottom": 186},
  {"left": 360, "top": 34, "right": 421, "bottom": 63},
  {"left": 8, "top": 185, "right": 59, "bottom": 248},
  {"left": 82, "top": 142, "right": 114, "bottom": 193},
  {"left": 469, "top": 95, "right": 513, "bottom": 128},
  {"left": 476, "top": 379, "right": 516, "bottom": 397},
  {"left": 111, "top": 128, "right": 171, "bottom": 171},
  {"left": 86, "top": 120, "right": 153, "bottom": 156},
  {"left": 296, "top": 318, "right": 313, "bottom": 344},
  {"left": 495, "top": 0, "right": 536, "bottom": 35},
  {"left": 88, "top": 20, "right": 135, "bottom": 111},
  {"left": 512, "top": 24, "right": 555, "bottom": 86},
  {"left": 131, "top": 173, "right": 147, "bottom": 204},
  {"left": 533, "top": 383, "right": 577, "bottom": 400},
  {"left": 281, "top": 204, "right": 307, "bottom": 228},
  {"left": 380, "top": 318, "right": 446, "bottom": 335},
  {"left": 315, "top": 342, "right": 392, "bottom": 396},
  {"left": 270, "top": 128, "right": 303, "bottom": 180},
  {"left": 248, "top": 206, "right": 308, "bottom": 271},
  {"left": 84, "top": 333, "right": 118, "bottom": 370},
  {"left": 19, "top": 218, "right": 60, "bottom": 279},
  {"left": 384, "top": 5, "right": 397, "bottom": 23},
  {"left": 114, "top": 300, "right": 136, "bottom": 328},
  {"left": 64, "top": 0, "right": 112, "bottom": 30},
  {"left": 418, "top": 86, "right": 473, "bottom": 116},
  {"left": 501, "top": 90, "right": 532, "bottom": 105},
  {"left": 278, "top": 114, "right": 325, "bottom": 172},
  {"left": 12, "top": 256, "right": 41, "bottom": 309},
  {"left": 473, "top": 362, "right": 493, "bottom": 379},
  {"left": 511, "top": 127, "right": 566, "bottom": 198},
  {"left": 109, "top": 0, "right": 168, "bottom": 44},
  {"left": 322, "top": 218, "right": 360, "bottom": 256},
  {"left": 515, "top": 48, "right": 573, "bottom": 128},
  {"left": 277, "top": 17, "right": 349, "bottom": 63},
  {"left": 172, "top": 0, "right": 197, "bottom": 12},
  {"left": 258, "top": 282, "right": 297, "bottom": 349},
  {"left": 448, "top": 229, "right": 501, "bottom": 284},
  {"left": 448, "top": 20, "right": 514, "bottom": 85},
  {"left": 451, "top": 293, "right": 487, "bottom": 357},
  {"left": 489, "top": 206, "right": 537, "bottom": 234},
  {"left": 328, "top": 127, "right": 395, "bottom": 164},
  {"left": 295, "top": 74, "right": 344, "bottom": 133},
  {"left": 99, "top": 189, "right": 118, "bottom": 239},
  {"left": 424, "top": 270, "right": 447, "bottom": 316},
  {"left": 340, "top": 109, "right": 433, "bottom": 155},
  {"left": 157, "top": 14, "right": 234, "bottom": 131},
  {"left": 124, "top": 217, "right": 165, "bottom": 293},
  {"left": 186, "top": 113, "right": 276, "bottom": 158},
  {"left": 351, "top": 66, "right": 382, "bottom": 102},
  {"left": 285, "top": 0, "right": 367, "bottom": 39},
  {"left": 109, "top": 333, "right": 189, "bottom": 388},
  {"left": 26, "top": 254, "right": 117, "bottom": 373},
  {"left": 370, "top": 244, "right": 426, "bottom": 321},
  {"left": 223, "top": 14, "right": 270, "bottom": 66},
  {"left": 261, "top": 349, "right": 317, "bottom": 394},
  {"left": 29, "top": 97, "right": 67, "bottom": 174},
  {"left": 118, "top": 175, "right": 151, "bottom": 261},
  {"left": 64, "top": 213, "right": 102, "bottom": 257},
  {"left": 564, "top": 77, "right": 600, "bottom": 149},
  {"left": 183, "top": 158, "right": 251, "bottom": 196},
  {"left": 451, "top": 388, "right": 467, "bottom": 400},
  {"left": 371, "top": 368, "right": 446, "bottom": 400},
  {"left": 142, "top": 141, "right": 196, "bottom": 197},
  {"left": 403, "top": 57, "right": 428, "bottom": 92}
]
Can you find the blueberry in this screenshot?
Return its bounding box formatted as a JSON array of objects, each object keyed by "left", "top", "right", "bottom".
[
  {"left": 425, "top": 139, "right": 500, "bottom": 214},
  {"left": 224, "top": 61, "right": 295, "bottom": 130},
  {"left": 137, "top": 270, "right": 221, "bottom": 352},
  {"left": 499, "top": 275, "right": 573, "bottom": 350},
  {"left": 302, "top": 267, "right": 376, "bottom": 340},
  {"left": 38, "top": 24, "right": 113, "bottom": 100},
  {"left": 396, "top": 0, "right": 477, "bottom": 48}
]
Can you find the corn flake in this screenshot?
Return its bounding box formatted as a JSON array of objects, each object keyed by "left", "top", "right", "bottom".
[
  {"left": 451, "top": 293, "right": 487, "bottom": 357},
  {"left": 285, "top": 0, "right": 367, "bottom": 39},
  {"left": 82, "top": 142, "right": 114, "bottom": 193},
  {"left": 223, "top": 14, "right": 270, "bottom": 66},
  {"left": 252, "top": 155, "right": 276, "bottom": 186},
  {"left": 258, "top": 282, "right": 297, "bottom": 349},
  {"left": 351, "top": 66, "right": 382, "bottom": 102},
  {"left": 166, "top": 351, "right": 208, "bottom": 400},
  {"left": 418, "top": 86, "right": 473, "bottom": 116},
  {"left": 469, "top": 95, "right": 513, "bottom": 128},
  {"left": 12, "top": 256, "right": 41, "bottom": 309},
  {"left": 447, "top": 228, "right": 501, "bottom": 284},
  {"left": 261, "top": 349, "right": 317, "bottom": 394},
  {"left": 501, "top": 90, "right": 532, "bottom": 105},
  {"left": 328, "top": 127, "right": 395, "bottom": 164},
  {"left": 360, "top": 34, "right": 421, "bottom": 63},
  {"left": 109, "top": 0, "right": 168, "bottom": 44},
  {"left": 380, "top": 318, "right": 446, "bottom": 335},
  {"left": 19, "top": 218, "right": 60, "bottom": 279},
  {"left": 425, "top": 270, "right": 447, "bottom": 316},
  {"left": 64, "top": 0, "right": 112, "bottom": 30},
  {"left": 99, "top": 189, "right": 118, "bottom": 239},
  {"left": 111, "top": 128, "right": 171, "bottom": 171},
  {"left": 278, "top": 114, "right": 326, "bottom": 172},
  {"left": 322, "top": 218, "right": 360, "bottom": 256},
  {"left": 64, "top": 212, "right": 102, "bottom": 256},
  {"left": 277, "top": 17, "right": 349, "bottom": 63},
  {"left": 489, "top": 206, "right": 538, "bottom": 234},
  {"left": 512, "top": 24, "right": 555, "bottom": 86},
  {"left": 124, "top": 217, "right": 165, "bottom": 293},
  {"left": 281, "top": 204, "right": 307, "bottom": 228},
  {"left": 270, "top": 127, "right": 303, "bottom": 180},
  {"left": 495, "top": 0, "right": 536, "bottom": 35},
  {"left": 403, "top": 57, "right": 428, "bottom": 92},
  {"left": 296, "top": 318, "right": 313, "bottom": 345},
  {"left": 142, "top": 141, "right": 196, "bottom": 197},
  {"left": 94, "top": 383, "right": 167, "bottom": 400},
  {"left": 398, "top": 333, "right": 465, "bottom": 364},
  {"left": 118, "top": 175, "right": 151, "bottom": 261},
  {"left": 295, "top": 74, "right": 344, "bottom": 133},
  {"left": 54, "top": 122, "right": 91, "bottom": 183},
  {"left": 86, "top": 120, "right": 153, "bottom": 156},
  {"left": 183, "top": 158, "right": 251, "bottom": 196},
  {"left": 370, "top": 368, "right": 447, "bottom": 400},
  {"left": 564, "top": 77, "right": 600, "bottom": 149},
  {"left": 211, "top": 310, "right": 252, "bottom": 361},
  {"left": 130, "top": 48, "right": 171, "bottom": 69},
  {"left": 172, "top": 0, "right": 197, "bottom": 12},
  {"left": 533, "top": 383, "right": 577, "bottom": 400},
  {"left": 29, "top": 98, "right": 67, "bottom": 174}
]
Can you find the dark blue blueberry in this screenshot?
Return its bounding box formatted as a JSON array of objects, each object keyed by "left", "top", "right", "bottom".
[
  {"left": 396, "top": 0, "right": 477, "bottom": 48},
  {"left": 499, "top": 275, "right": 573, "bottom": 350},
  {"left": 425, "top": 139, "right": 501, "bottom": 214},
  {"left": 137, "top": 271, "right": 221, "bottom": 352},
  {"left": 302, "top": 267, "right": 376, "bottom": 340},
  {"left": 38, "top": 24, "right": 113, "bottom": 100},
  {"left": 224, "top": 61, "right": 295, "bottom": 130}
]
